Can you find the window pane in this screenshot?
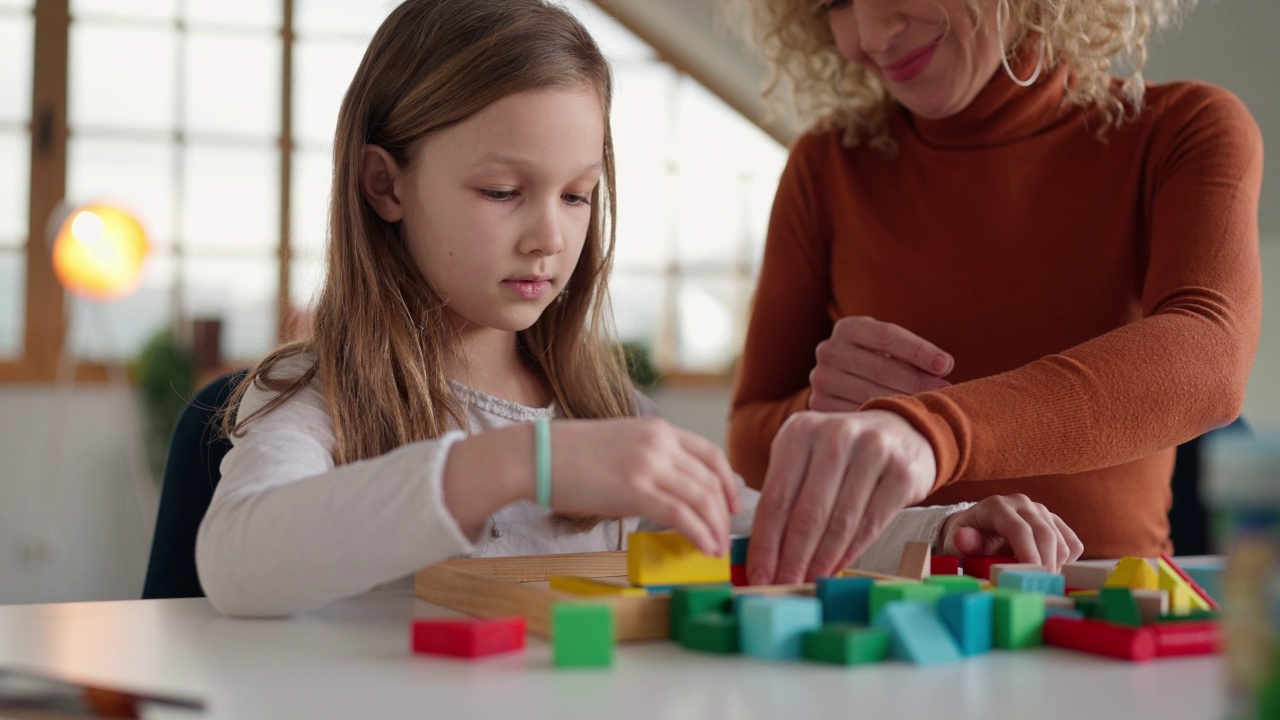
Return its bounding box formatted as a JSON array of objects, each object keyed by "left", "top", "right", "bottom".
[
  {"left": 71, "top": 0, "right": 175, "bottom": 21},
  {"left": 0, "top": 249, "right": 23, "bottom": 359},
  {"left": 675, "top": 278, "right": 737, "bottom": 373},
  {"left": 185, "top": 32, "right": 280, "bottom": 138},
  {"left": 612, "top": 65, "right": 676, "bottom": 271},
  {"left": 295, "top": 0, "right": 394, "bottom": 37},
  {"left": 289, "top": 256, "right": 324, "bottom": 314},
  {"left": 0, "top": 16, "right": 33, "bottom": 125},
  {"left": 67, "top": 138, "right": 175, "bottom": 250},
  {"left": 70, "top": 24, "right": 176, "bottom": 132},
  {"left": 611, "top": 274, "right": 666, "bottom": 347},
  {"left": 182, "top": 255, "right": 277, "bottom": 361},
  {"left": 0, "top": 132, "right": 29, "bottom": 247},
  {"left": 293, "top": 38, "right": 367, "bottom": 146},
  {"left": 66, "top": 253, "right": 173, "bottom": 361},
  {"left": 187, "top": 0, "right": 279, "bottom": 29},
  {"left": 291, "top": 149, "right": 331, "bottom": 259},
  {"left": 183, "top": 144, "right": 278, "bottom": 252}
]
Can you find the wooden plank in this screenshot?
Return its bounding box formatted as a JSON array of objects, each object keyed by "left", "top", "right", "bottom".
[
  {"left": 437, "top": 552, "right": 628, "bottom": 583},
  {"left": 896, "top": 541, "right": 931, "bottom": 581},
  {"left": 414, "top": 563, "right": 669, "bottom": 641}
]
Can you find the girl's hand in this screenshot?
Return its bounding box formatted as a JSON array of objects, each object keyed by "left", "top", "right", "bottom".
[
  {"left": 746, "top": 409, "right": 936, "bottom": 585},
  {"left": 810, "top": 316, "right": 954, "bottom": 412},
  {"left": 549, "top": 418, "right": 740, "bottom": 557},
  {"left": 939, "top": 495, "right": 1084, "bottom": 573}
]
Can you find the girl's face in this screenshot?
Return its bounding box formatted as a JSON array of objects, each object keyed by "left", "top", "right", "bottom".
[
  {"left": 825, "top": 0, "right": 1011, "bottom": 119},
  {"left": 385, "top": 87, "right": 604, "bottom": 335}
]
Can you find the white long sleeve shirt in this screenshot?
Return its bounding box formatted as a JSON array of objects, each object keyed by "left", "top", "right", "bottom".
[{"left": 196, "top": 356, "right": 969, "bottom": 617}]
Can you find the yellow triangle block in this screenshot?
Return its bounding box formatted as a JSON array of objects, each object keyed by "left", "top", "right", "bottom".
[
  {"left": 1128, "top": 559, "right": 1159, "bottom": 590},
  {"left": 1156, "top": 557, "right": 1212, "bottom": 612},
  {"left": 1105, "top": 557, "right": 1146, "bottom": 588}
]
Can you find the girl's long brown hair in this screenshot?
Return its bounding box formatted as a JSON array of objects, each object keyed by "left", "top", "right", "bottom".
[{"left": 224, "top": 0, "right": 634, "bottom": 531}]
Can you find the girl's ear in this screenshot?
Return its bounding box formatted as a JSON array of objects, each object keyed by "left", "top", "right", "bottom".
[{"left": 360, "top": 144, "right": 405, "bottom": 222}]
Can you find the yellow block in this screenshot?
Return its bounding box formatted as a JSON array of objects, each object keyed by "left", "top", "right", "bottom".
[
  {"left": 627, "top": 531, "right": 729, "bottom": 586},
  {"left": 549, "top": 576, "right": 648, "bottom": 597},
  {"left": 1106, "top": 557, "right": 1152, "bottom": 588},
  {"left": 1068, "top": 589, "right": 1099, "bottom": 598},
  {"left": 1168, "top": 582, "right": 1195, "bottom": 615},
  {"left": 1156, "top": 557, "right": 1212, "bottom": 612},
  {"left": 1128, "top": 559, "right": 1159, "bottom": 590}
]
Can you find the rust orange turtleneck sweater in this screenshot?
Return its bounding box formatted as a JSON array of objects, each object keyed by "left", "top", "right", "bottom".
[{"left": 728, "top": 64, "right": 1263, "bottom": 559}]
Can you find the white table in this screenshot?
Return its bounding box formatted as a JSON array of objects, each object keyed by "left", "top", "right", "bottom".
[{"left": 0, "top": 590, "right": 1225, "bottom": 720}]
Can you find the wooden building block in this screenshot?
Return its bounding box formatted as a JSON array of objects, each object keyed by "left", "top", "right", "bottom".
[
  {"left": 670, "top": 585, "right": 733, "bottom": 643},
  {"left": 1061, "top": 562, "right": 1114, "bottom": 590},
  {"left": 924, "top": 574, "right": 982, "bottom": 595},
  {"left": 961, "top": 555, "right": 1019, "bottom": 581},
  {"left": 411, "top": 617, "right": 526, "bottom": 659},
  {"left": 1099, "top": 588, "right": 1143, "bottom": 627},
  {"left": 938, "top": 591, "right": 993, "bottom": 657},
  {"left": 730, "top": 536, "right": 750, "bottom": 566},
  {"left": 997, "top": 569, "right": 1066, "bottom": 595},
  {"left": 815, "top": 576, "right": 874, "bottom": 625},
  {"left": 627, "top": 531, "right": 730, "bottom": 587},
  {"left": 991, "top": 590, "right": 1045, "bottom": 649},
  {"left": 552, "top": 603, "right": 614, "bottom": 668},
  {"left": 869, "top": 582, "right": 945, "bottom": 622},
  {"left": 1106, "top": 556, "right": 1158, "bottom": 590},
  {"left": 1157, "top": 555, "right": 1217, "bottom": 611},
  {"left": 873, "top": 600, "right": 963, "bottom": 665},
  {"left": 803, "top": 625, "right": 891, "bottom": 665},
  {"left": 989, "top": 563, "right": 1048, "bottom": 586},
  {"left": 930, "top": 555, "right": 961, "bottom": 576},
  {"left": 740, "top": 596, "right": 822, "bottom": 660},
  {"left": 730, "top": 565, "right": 748, "bottom": 587},
  {"left": 549, "top": 576, "right": 647, "bottom": 597},
  {"left": 1151, "top": 620, "right": 1221, "bottom": 657},
  {"left": 1180, "top": 562, "right": 1223, "bottom": 605},
  {"left": 1043, "top": 616, "right": 1156, "bottom": 662},
  {"left": 681, "top": 613, "right": 739, "bottom": 654},
  {"left": 897, "top": 541, "right": 931, "bottom": 581},
  {"left": 1131, "top": 589, "right": 1169, "bottom": 624}
]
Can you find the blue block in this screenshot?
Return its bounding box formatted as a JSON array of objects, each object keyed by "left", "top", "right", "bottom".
[
  {"left": 740, "top": 596, "right": 822, "bottom": 660},
  {"left": 647, "top": 582, "right": 732, "bottom": 596},
  {"left": 816, "top": 576, "right": 874, "bottom": 625},
  {"left": 1181, "top": 564, "right": 1223, "bottom": 604},
  {"left": 873, "top": 600, "right": 962, "bottom": 665},
  {"left": 998, "top": 570, "right": 1065, "bottom": 595},
  {"left": 733, "top": 593, "right": 768, "bottom": 616},
  {"left": 1045, "top": 607, "right": 1083, "bottom": 620},
  {"left": 730, "top": 536, "right": 750, "bottom": 566},
  {"left": 937, "top": 591, "right": 993, "bottom": 657}
]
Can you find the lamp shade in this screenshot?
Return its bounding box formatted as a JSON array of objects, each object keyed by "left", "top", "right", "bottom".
[{"left": 51, "top": 204, "right": 150, "bottom": 301}]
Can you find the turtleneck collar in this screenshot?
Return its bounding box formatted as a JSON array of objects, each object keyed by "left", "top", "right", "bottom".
[{"left": 900, "top": 41, "right": 1073, "bottom": 150}]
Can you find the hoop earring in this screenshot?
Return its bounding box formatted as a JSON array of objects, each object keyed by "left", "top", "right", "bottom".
[{"left": 996, "top": 0, "right": 1044, "bottom": 87}]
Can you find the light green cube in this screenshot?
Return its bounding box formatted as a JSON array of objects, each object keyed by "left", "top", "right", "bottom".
[{"left": 552, "top": 602, "right": 614, "bottom": 668}]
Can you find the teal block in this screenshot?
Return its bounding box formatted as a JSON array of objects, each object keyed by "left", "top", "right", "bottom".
[
  {"left": 730, "top": 536, "right": 750, "bottom": 566},
  {"left": 816, "top": 576, "right": 874, "bottom": 624},
  {"left": 872, "top": 600, "right": 962, "bottom": 665},
  {"left": 998, "top": 570, "right": 1065, "bottom": 595},
  {"left": 869, "top": 582, "right": 945, "bottom": 621},
  {"left": 1181, "top": 564, "right": 1223, "bottom": 604},
  {"left": 670, "top": 585, "right": 733, "bottom": 643},
  {"left": 552, "top": 603, "right": 614, "bottom": 668},
  {"left": 647, "top": 582, "right": 731, "bottom": 596},
  {"left": 1045, "top": 607, "right": 1083, "bottom": 619},
  {"left": 740, "top": 596, "right": 822, "bottom": 660},
  {"left": 937, "top": 591, "right": 993, "bottom": 657}
]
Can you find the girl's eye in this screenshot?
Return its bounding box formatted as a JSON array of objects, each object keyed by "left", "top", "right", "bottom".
[
  {"left": 821, "top": 0, "right": 851, "bottom": 11},
  {"left": 480, "top": 189, "right": 517, "bottom": 201},
  {"left": 562, "top": 193, "right": 591, "bottom": 206}
]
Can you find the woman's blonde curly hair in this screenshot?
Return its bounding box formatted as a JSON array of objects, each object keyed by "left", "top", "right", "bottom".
[{"left": 726, "top": 0, "right": 1197, "bottom": 152}]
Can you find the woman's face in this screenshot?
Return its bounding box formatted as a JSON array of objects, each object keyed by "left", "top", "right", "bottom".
[{"left": 825, "top": 0, "right": 1013, "bottom": 119}]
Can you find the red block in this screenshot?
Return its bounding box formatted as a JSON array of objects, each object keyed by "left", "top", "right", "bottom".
[
  {"left": 411, "top": 617, "right": 526, "bottom": 658},
  {"left": 1043, "top": 616, "right": 1156, "bottom": 662},
  {"left": 930, "top": 555, "right": 960, "bottom": 575},
  {"left": 1151, "top": 620, "right": 1221, "bottom": 657},
  {"left": 731, "top": 564, "right": 749, "bottom": 587},
  {"left": 1160, "top": 553, "right": 1221, "bottom": 610},
  {"left": 961, "top": 555, "right": 1019, "bottom": 581}
]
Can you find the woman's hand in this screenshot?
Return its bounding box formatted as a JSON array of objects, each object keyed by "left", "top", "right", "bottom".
[
  {"left": 810, "top": 316, "right": 954, "bottom": 412},
  {"left": 746, "top": 409, "right": 936, "bottom": 585},
  {"left": 939, "top": 495, "right": 1084, "bottom": 573},
  {"left": 547, "top": 418, "right": 740, "bottom": 557}
]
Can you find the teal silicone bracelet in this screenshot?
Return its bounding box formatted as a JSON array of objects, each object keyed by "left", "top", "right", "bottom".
[{"left": 534, "top": 417, "right": 552, "bottom": 508}]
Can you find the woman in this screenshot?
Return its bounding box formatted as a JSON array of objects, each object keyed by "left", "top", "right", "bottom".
[{"left": 728, "top": 0, "right": 1262, "bottom": 585}]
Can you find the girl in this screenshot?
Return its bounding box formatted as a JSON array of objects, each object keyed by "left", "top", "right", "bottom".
[{"left": 196, "top": 0, "right": 1082, "bottom": 617}]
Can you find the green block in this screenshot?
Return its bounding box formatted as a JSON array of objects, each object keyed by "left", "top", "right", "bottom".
[
  {"left": 869, "top": 582, "right": 944, "bottom": 621},
  {"left": 552, "top": 602, "right": 614, "bottom": 668},
  {"left": 1156, "top": 609, "right": 1220, "bottom": 623},
  {"left": 681, "top": 612, "right": 739, "bottom": 654},
  {"left": 1072, "top": 595, "right": 1102, "bottom": 619},
  {"left": 1099, "top": 588, "right": 1143, "bottom": 627},
  {"left": 991, "top": 590, "right": 1045, "bottom": 649},
  {"left": 803, "top": 624, "right": 890, "bottom": 665},
  {"left": 924, "top": 575, "right": 983, "bottom": 595},
  {"left": 670, "top": 585, "right": 733, "bottom": 642}
]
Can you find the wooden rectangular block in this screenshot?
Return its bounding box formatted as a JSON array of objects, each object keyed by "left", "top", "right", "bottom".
[
  {"left": 897, "top": 541, "right": 932, "bottom": 581},
  {"left": 1099, "top": 587, "right": 1143, "bottom": 627},
  {"left": 816, "top": 576, "right": 874, "bottom": 625},
  {"left": 938, "top": 591, "right": 993, "bottom": 657},
  {"left": 961, "top": 555, "right": 1019, "bottom": 580},
  {"left": 1131, "top": 588, "right": 1170, "bottom": 624},
  {"left": 740, "top": 596, "right": 822, "bottom": 660},
  {"left": 997, "top": 569, "right": 1066, "bottom": 595},
  {"left": 874, "top": 600, "right": 962, "bottom": 665},
  {"left": 930, "top": 555, "right": 961, "bottom": 576},
  {"left": 1061, "top": 562, "right": 1114, "bottom": 590},
  {"left": 670, "top": 585, "right": 733, "bottom": 643},
  {"left": 804, "top": 625, "right": 890, "bottom": 665},
  {"left": 989, "top": 563, "right": 1047, "bottom": 586},
  {"left": 627, "top": 531, "right": 730, "bottom": 586},
  {"left": 991, "top": 590, "right": 1045, "bottom": 649},
  {"left": 869, "top": 582, "right": 945, "bottom": 622},
  {"left": 411, "top": 617, "right": 526, "bottom": 658},
  {"left": 681, "top": 613, "right": 740, "bottom": 654},
  {"left": 549, "top": 576, "right": 647, "bottom": 597},
  {"left": 552, "top": 603, "right": 614, "bottom": 668},
  {"left": 1044, "top": 616, "right": 1156, "bottom": 662},
  {"left": 924, "top": 575, "right": 982, "bottom": 595}
]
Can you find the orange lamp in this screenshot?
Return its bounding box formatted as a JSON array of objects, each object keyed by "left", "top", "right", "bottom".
[{"left": 51, "top": 203, "right": 150, "bottom": 301}]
